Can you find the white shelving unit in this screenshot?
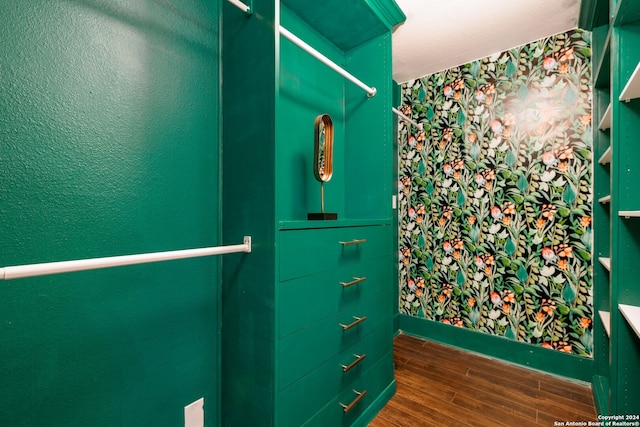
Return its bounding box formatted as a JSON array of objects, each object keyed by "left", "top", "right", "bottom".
[
  {"left": 588, "top": 0, "right": 640, "bottom": 414},
  {"left": 619, "top": 304, "right": 640, "bottom": 339},
  {"left": 599, "top": 257, "right": 611, "bottom": 271},
  {"left": 619, "top": 61, "right": 640, "bottom": 102},
  {"left": 598, "top": 103, "right": 612, "bottom": 130},
  {"left": 599, "top": 310, "right": 611, "bottom": 337},
  {"left": 619, "top": 210, "right": 640, "bottom": 218},
  {"left": 598, "top": 146, "right": 612, "bottom": 165}
]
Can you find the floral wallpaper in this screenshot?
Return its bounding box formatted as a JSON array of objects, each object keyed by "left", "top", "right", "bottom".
[{"left": 398, "top": 30, "right": 593, "bottom": 357}]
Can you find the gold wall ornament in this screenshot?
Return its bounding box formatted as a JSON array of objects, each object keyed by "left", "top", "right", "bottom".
[{"left": 308, "top": 114, "right": 337, "bottom": 220}]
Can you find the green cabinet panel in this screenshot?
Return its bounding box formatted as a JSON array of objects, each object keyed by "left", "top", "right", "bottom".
[
  {"left": 301, "top": 351, "right": 395, "bottom": 427},
  {"left": 278, "top": 322, "right": 393, "bottom": 426},
  {"left": 344, "top": 36, "right": 394, "bottom": 220},
  {"left": 221, "top": 0, "right": 403, "bottom": 425},
  {"left": 278, "top": 290, "right": 393, "bottom": 389},
  {"left": 589, "top": 0, "right": 640, "bottom": 415},
  {"left": 279, "top": 225, "right": 392, "bottom": 281},
  {"left": 221, "top": 0, "right": 277, "bottom": 425},
  {"left": 592, "top": 20, "right": 613, "bottom": 417},
  {"left": 279, "top": 257, "right": 392, "bottom": 338},
  {"left": 281, "top": 0, "right": 387, "bottom": 51}
]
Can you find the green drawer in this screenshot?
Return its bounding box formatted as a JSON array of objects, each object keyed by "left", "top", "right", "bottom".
[
  {"left": 302, "top": 350, "right": 394, "bottom": 427},
  {"left": 279, "top": 258, "right": 392, "bottom": 338},
  {"left": 279, "top": 225, "right": 392, "bottom": 282},
  {"left": 278, "top": 290, "right": 393, "bottom": 390},
  {"left": 277, "top": 322, "right": 393, "bottom": 427}
]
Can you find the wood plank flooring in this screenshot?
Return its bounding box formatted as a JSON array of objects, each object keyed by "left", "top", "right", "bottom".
[{"left": 369, "top": 333, "right": 597, "bottom": 427}]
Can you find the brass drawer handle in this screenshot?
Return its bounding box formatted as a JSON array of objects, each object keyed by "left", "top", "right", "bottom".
[
  {"left": 340, "top": 316, "right": 366, "bottom": 331},
  {"left": 341, "top": 353, "right": 367, "bottom": 372},
  {"left": 340, "top": 276, "right": 367, "bottom": 288},
  {"left": 339, "top": 389, "right": 367, "bottom": 413},
  {"left": 339, "top": 239, "right": 366, "bottom": 246}
]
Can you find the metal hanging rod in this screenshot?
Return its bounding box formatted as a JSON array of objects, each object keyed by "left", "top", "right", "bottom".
[
  {"left": 392, "top": 107, "right": 423, "bottom": 130},
  {"left": 279, "top": 26, "right": 377, "bottom": 98},
  {"left": 0, "top": 236, "right": 252, "bottom": 280},
  {"left": 228, "top": 0, "right": 251, "bottom": 14}
]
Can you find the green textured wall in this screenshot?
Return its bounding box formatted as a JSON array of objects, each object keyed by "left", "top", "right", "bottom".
[{"left": 0, "top": 1, "right": 221, "bottom": 425}]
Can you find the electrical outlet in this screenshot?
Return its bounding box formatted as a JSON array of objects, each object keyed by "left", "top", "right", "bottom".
[{"left": 184, "top": 398, "right": 204, "bottom": 427}]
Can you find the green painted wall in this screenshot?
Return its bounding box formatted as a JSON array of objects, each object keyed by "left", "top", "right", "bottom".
[{"left": 0, "top": 2, "right": 221, "bottom": 425}]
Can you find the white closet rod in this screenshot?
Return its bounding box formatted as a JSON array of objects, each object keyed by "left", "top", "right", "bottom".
[
  {"left": 0, "top": 237, "right": 252, "bottom": 280},
  {"left": 392, "top": 107, "right": 423, "bottom": 130},
  {"left": 228, "top": 0, "right": 251, "bottom": 14},
  {"left": 279, "top": 26, "right": 377, "bottom": 98}
]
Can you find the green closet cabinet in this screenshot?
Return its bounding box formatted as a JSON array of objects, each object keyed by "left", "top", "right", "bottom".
[
  {"left": 221, "top": 1, "right": 405, "bottom": 426},
  {"left": 582, "top": 0, "right": 640, "bottom": 415}
]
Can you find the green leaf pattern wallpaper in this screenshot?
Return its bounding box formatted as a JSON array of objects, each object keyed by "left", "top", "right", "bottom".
[{"left": 398, "top": 30, "right": 593, "bottom": 357}]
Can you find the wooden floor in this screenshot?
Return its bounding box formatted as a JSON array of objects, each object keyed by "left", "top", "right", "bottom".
[{"left": 369, "top": 334, "right": 597, "bottom": 427}]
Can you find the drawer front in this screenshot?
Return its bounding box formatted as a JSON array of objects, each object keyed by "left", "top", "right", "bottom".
[
  {"left": 279, "top": 225, "right": 392, "bottom": 282},
  {"left": 278, "top": 290, "right": 393, "bottom": 389},
  {"left": 302, "top": 350, "right": 394, "bottom": 427},
  {"left": 279, "top": 258, "right": 392, "bottom": 338},
  {"left": 277, "top": 323, "right": 393, "bottom": 427}
]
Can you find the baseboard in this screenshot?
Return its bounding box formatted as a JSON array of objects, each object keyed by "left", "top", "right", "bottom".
[
  {"left": 352, "top": 380, "right": 396, "bottom": 427},
  {"left": 398, "top": 314, "right": 594, "bottom": 382},
  {"left": 393, "top": 312, "right": 401, "bottom": 335}
]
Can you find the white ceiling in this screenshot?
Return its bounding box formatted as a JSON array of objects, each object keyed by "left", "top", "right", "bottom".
[{"left": 392, "top": 0, "right": 582, "bottom": 83}]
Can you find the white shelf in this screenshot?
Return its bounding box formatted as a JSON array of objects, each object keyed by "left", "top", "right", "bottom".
[
  {"left": 599, "top": 195, "right": 611, "bottom": 204},
  {"left": 598, "top": 146, "right": 612, "bottom": 165},
  {"left": 619, "top": 304, "right": 640, "bottom": 340},
  {"left": 599, "top": 257, "right": 611, "bottom": 271},
  {"left": 599, "top": 310, "right": 611, "bottom": 337},
  {"left": 619, "top": 210, "right": 640, "bottom": 218},
  {"left": 598, "top": 103, "right": 612, "bottom": 130},
  {"left": 620, "top": 61, "right": 640, "bottom": 102}
]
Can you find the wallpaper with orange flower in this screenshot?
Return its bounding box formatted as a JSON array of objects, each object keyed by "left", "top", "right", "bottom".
[{"left": 398, "top": 30, "right": 593, "bottom": 357}]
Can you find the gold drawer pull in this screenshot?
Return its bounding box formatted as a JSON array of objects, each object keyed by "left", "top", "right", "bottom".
[
  {"left": 340, "top": 277, "right": 367, "bottom": 288},
  {"left": 341, "top": 353, "right": 367, "bottom": 372},
  {"left": 340, "top": 316, "right": 366, "bottom": 331},
  {"left": 339, "top": 239, "right": 366, "bottom": 246},
  {"left": 339, "top": 389, "right": 367, "bottom": 413}
]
